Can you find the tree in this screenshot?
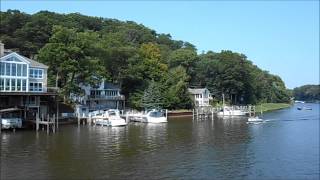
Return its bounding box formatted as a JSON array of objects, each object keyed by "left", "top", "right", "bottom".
[
  {"left": 38, "top": 26, "right": 105, "bottom": 99},
  {"left": 142, "top": 80, "right": 164, "bottom": 110}
]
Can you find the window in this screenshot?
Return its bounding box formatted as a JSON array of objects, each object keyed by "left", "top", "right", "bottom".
[
  {"left": 29, "top": 82, "right": 43, "bottom": 92},
  {"left": 39, "top": 70, "right": 43, "bottom": 78},
  {"left": 29, "top": 69, "right": 33, "bottom": 77},
  {"left": 11, "top": 63, "right": 16, "bottom": 76},
  {"left": 11, "top": 79, "right": 16, "bottom": 91},
  {"left": 22, "top": 80, "right": 26, "bottom": 91},
  {"left": 0, "top": 78, "right": 4, "bottom": 91},
  {"left": 29, "top": 83, "right": 34, "bottom": 91},
  {"left": 29, "top": 68, "right": 43, "bottom": 78},
  {"left": 17, "top": 64, "right": 21, "bottom": 76},
  {"left": 17, "top": 79, "right": 21, "bottom": 91},
  {"left": 0, "top": 62, "right": 4, "bottom": 75},
  {"left": 5, "top": 79, "right": 10, "bottom": 91},
  {"left": 22, "top": 64, "right": 27, "bottom": 76},
  {"left": 5, "top": 63, "right": 10, "bottom": 76}
]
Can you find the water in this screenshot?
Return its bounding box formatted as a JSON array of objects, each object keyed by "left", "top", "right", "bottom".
[{"left": 1, "top": 103, "right": 319, "bottom": 179}]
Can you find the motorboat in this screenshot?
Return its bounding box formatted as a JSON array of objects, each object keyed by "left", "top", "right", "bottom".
[
  {"left": 1, "top": 108, "right": 24, "bottom": 129},
  {"left": 92, "top": 109, "right": 127, "bottom": 127},
  {"left": 1, "top": 117, "right": 22, "bottom": 129},
  {"left": 297, "top": 107, "right": 312, "bottom": 110},
  {"left": 217, "top": 106, "right": 247, "bottom": 116},
  {"left": 127, "top": 109, "right": 167, "bottom": 123},
  {"left": 248, "top": 116, "right": 263, "bottom": 122}
]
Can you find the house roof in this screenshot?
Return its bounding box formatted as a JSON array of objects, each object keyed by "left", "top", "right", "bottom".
[
  {"left": 188, "top": 88, "right": 209, "bottom": 94},
  {"left": 0, "top": 51, "right": 48, "bottom": 69},
  {"left": 22, "top": 55, "right": 48, "bottom": 69}
]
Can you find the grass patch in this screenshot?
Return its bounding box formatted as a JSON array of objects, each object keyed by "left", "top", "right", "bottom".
[{"left": 255, "top": 103, "right": 291, "bottom": 113}]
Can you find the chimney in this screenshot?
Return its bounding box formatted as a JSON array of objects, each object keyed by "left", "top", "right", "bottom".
[{"left": 0, "top": 41, "right": 4, "bottom": 57}]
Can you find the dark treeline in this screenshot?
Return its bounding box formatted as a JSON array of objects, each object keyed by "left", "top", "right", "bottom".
[
  {"left": 0, "top": 10, "right": 291, "bottom": 109},
  {"left": 293, "top": 85, "right": 320, "bottom": 102}
]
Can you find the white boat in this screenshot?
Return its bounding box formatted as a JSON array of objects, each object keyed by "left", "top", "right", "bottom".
[
  {"left": 92, "top": 109, "right": 127, "bottom": 127},
  {"left": 127, "top": 109, "right": 167, "bottom": 123},
  {"left": 217, "top": 106, "right": 247, "bottom": 116},
  {"left": 1, "top": 108, "right": 23, "bottom": 129},
  {"left": 248, "top": 116, "right": 263, "bottom": 122},
  {"left": 1, "top": 117, "right": 22, "bottom": 129}
]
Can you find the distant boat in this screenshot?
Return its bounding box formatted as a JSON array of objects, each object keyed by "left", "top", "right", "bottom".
[
  {"left": 295, "top": 100, "right": 305, "bottom": 103},
  {"left": 297, "top": 107, "right": 312, "bottom": 111}
]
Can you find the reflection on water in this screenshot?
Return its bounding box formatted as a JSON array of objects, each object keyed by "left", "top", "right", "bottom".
[{"left": 1, "top": 103, "right": 319, "bottom": 179}]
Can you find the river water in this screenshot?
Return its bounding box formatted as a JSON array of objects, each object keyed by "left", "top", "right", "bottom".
[{"left": 1, "top": 103, "right": 319, "bottom": 179}]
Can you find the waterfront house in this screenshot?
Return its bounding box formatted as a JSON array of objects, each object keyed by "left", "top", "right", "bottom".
[
  {"left": 0, "top": 42, "right": 56, "bottom": 121},
  {"left": 73, "top": 80, "right": 125, "bottom": 116},
  {"left": 188, "top": 88, "right": 213, "bottom": 107}
]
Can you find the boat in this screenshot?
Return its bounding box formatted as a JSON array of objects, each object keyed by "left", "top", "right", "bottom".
[
  {"left": 127, "top": 109, "right": 167, "bottom": 123},
  {"left": 248, "top": 116, "right": 264, "bottom": 122},
  {"left": 217, "top": 106, "right": 247, "bottom": 116},
  {"left": 92, "top": 109, "right": 127, "bottom": 127},
  {"left": 247, "top": 104, "right": 264, "bottom": 123},
  {"left": 217, "top": 94, "right": 247, "bottom": 116},
  {"left": 297, "top": 107, "right": 312, "bottom": 111},
  {"left": 1, "top": 108, "right": 23, "bottom": 129}
]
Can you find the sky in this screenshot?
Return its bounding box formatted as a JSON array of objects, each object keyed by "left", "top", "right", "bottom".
[{"left": 1, "top": 0, "right": 319, "bottom": 89}]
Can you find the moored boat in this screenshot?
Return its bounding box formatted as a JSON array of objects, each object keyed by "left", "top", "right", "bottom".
[
  {"left": 127, "top": 109, "right": 167, "bottom": 123},
  {"left": 92, "top": 109, "right": 127, "bottom": 127}
]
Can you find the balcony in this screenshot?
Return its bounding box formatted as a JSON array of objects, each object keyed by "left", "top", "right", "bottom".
[{"left": 89, "top": 95, "right": 125, "bottom": 101}]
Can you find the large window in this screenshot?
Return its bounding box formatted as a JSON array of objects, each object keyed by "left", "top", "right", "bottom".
[
  {"left": 29, "top": 68, "right": 43, "bottom": 79},
  {"left": 0, "top": 62, "right": 28, "bottom": 77}
]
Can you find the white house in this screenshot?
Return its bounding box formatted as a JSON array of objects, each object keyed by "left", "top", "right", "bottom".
[
  {"left": 0, "top": 43, "right": 48, "bottom": 93},
  {"left": 0, "top": 42, "right": 54, "bottom": 119},
  {"left": 188, "top": 88, "right": 213, "bottom": 107}
]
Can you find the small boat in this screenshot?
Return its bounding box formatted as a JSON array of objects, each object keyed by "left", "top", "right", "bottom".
[
  {"left": 248, "top": 116, "right": 264, "bottom": 122},
  {"left": 247, "top": 104, "right": 264, "bottom": 123},
  {"left": 127, "top": 109, "right": 167, "bottom": 123},
  {"left": 297, "top": 107, "right": 312, "bottom": 110},
  {"left": 92, "top": 109, "right": 127, "bottom": 127}
]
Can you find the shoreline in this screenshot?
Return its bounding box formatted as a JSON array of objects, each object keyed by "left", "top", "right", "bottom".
[{"left": 168, "top": 103, "right": 292, "bottom": 117}]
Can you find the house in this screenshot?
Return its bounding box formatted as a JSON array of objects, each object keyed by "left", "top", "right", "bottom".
[
  {"left": 188, "top": 88, "right": 213, "bottom": 107},
  {"left": 73, "top": 80, "right": 125, "bottom": 116},
  {"left": 0, "top": 42, "right": 57, "bottom": 120}
]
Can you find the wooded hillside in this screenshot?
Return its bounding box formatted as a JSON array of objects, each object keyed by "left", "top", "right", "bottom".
[{"left": 0, "top": 10, "right": 292, "bottom": 109}]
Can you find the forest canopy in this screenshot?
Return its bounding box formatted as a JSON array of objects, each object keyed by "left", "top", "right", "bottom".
[
  {"left": 0, "top": 10, "right": 292, "bottom": 109},
  {"left": 293, "top": 85, "right": 320, "bottom": 102}
]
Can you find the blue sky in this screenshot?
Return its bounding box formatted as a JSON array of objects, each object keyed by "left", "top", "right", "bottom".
[{"left": 1, "top": 1, "right": 319, "bottom": 89}]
